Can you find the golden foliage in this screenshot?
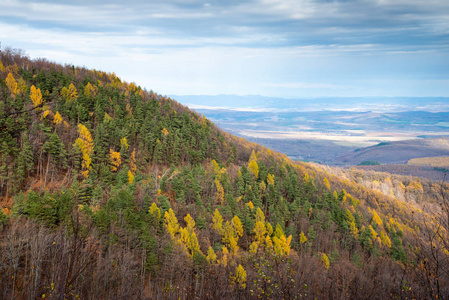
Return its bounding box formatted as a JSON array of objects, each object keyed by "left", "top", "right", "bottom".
[
  {"left": 206, "top": 246, "right": 217, "bottom": 263},
  {"left": 17, "top": 77, "right": 27, "bottom": 94},
  {"left": 161, "top": 128, "right": 169, "bottom": 136},
  {"left": 129, "top": 149, "right": 137, "bottom": 174},
  {"left": 265, "top": 235, "right": 273, "bottom": 250},
  {"left": 249, "top": 149, "right": 257, "bottom": 162},
  {"left": 128, "top": 170, "right": 134, "bottom": 184},
  {"left": 246, "top": 201, "right": 254, "bottom": 211},
  {"left": 232, "top": 215, "right": 243, "bottom": 237},
  {"left": 249, "top": 241, "right": 258, "bottom": 254},
  {"left": 371, "top": 209, "right": 383, "bottom": 227},
  {"left": 53, "top": 111, "right": 63, "bottom": 125},
  {"left": 267, "top": 173, "right": 275, "bottom": 186},
  {"left": 74, "top": 124, "right": 93, "bottom": 178},
  {"left": 259, "top": 181, "right": 266, "bottom": 195},
  {"left": 266, "top": 222, "right": 273, "bottom": 236},
  {"left": 163, "top": 212, "right": 202, "bottom": 257},
  {"left": 212, "top": 209, "right": 223, "bottom": 234},
  {"left": 299, "top": 231, "right": 308, "bottom": 244},
  {"left": 321, "top": 253, "right": 330, "bottom": 269},
  {"left": 349, "top": 221, "right": 359, "bottom": 239},
  {"left": 220, "top": 246, "right": 229, "bottom": 267},
  {"left": 30, "top": 85, "right": 42, "bottom": 106},
  {"left": 61, "top": 83, "right": 78, "bottom": 101},
  {"left": 5, "top": 73, "right": 18, "bottom": 96},
  {"left": 254, "top": 221, "right": 267, "bottom": 243},
  {"left": 211, "top": 159, "right": 220, "bottom": 174},
  {"left": 324, "top": 177, "right": 330, "bottom": 190},
  {"left": 179, "top": 227, "right": 201, "bottom": 256},
  {"left": 273, "top": 234, "right": 292, "bottom": 256},
  {"left": 248, "top": 160, "right": 259, "bottom": 179},
  {"left": 148, "top": 203, "right": 161, "bottom": 221},
  {"left": 41, "top": 110, "right": 50, "bottom": 120},
  {"left": 255, "top": 207, "right": 265, "bottom": 223},
  {"left": 0, "top": 59, "right": 4, "bottom": 72},
  {"left": 109, "top": 149, "right": 121, "bottom": 172},
  {"left": 380, "top": 230, "right": 391, "bottom": 248},
  {"left": 84, "top": 82, "right": 97, "bottom": 98},
  {"left": 233, "top": 265, "right": 247, "bottom": 289},
  {"left": 120, "top": 137, "right": 129, "bottom": 151},
  {"left": 164, "top": 209, "right": 179, "bottom": 239},
  {"left": 215, "top": 179, "right": 224, "bottom": 205},
  {"left": 368, "top": 225, "right": 378, "bottom": 239},
  {"left": 185, "top": 214, "right": 196, "bottom": 231},
  {"left": 223, "top": 221, "right": 240, "bottom": 254}
]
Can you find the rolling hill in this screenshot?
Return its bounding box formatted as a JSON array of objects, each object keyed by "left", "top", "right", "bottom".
[{"left": 338, "top": 138, "right": 449, "bottom": 165}]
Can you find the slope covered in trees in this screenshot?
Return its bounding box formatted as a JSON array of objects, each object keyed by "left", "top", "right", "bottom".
[{"left": 0, "top": 48, "right": 448, "bottom": 299}]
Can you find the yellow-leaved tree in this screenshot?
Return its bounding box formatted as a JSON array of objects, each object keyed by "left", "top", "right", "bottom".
[
  {"left": 248, "top": 160, "right": 259, "bottom": 179},
  {"left": 53, "top": 111, "right": 63, "bottom": 125},
  {"left": 5, "top": 73, "right": 18, "bottom": 97},
  {"left": 324, "top": 177, "right": 330, "bottom": 190},
  {"left": 220, "top": 246, "right": 229, "bottom": 267},
  {"left": 120, "top": 137, "right": 129, "bottom": 152},
  {"left": 206, "top": 246, "right": 217, "bottom": 263},
  {"left": 233, "top": 265, "right": 247, "bottom": 289},
  {"left": 109, "top": 149, "right": 121, "bottom": 172},
  {"left": 267, "top": 173, "right": 275, "bottom": 186},
  {"left": 129, "top": 149, "right": 137, "bottom": 174},
  {"left": 272, "top": 224, "right": 292, "bottom": 256},
  {"left": 254, "top": 221, "right": 267, "bottom": 244},
  {"left": 380, "top": 230, "right": 391, "bottom": 248},
  {"left": 164, "top": 208, "right": 180, "bottom": 239},
  {"left": 180, "top": 214, "right": 202, "bottom": 256},
  {"left": 299, "top": 231, "right": 308, "bottom": 244},
  {"left": 30, "top": 85, "right": 43, "bottom": 108},
  {"left": 322, "top": 253, "right": 330, "bottom": 269},
  {"left": 212, "top": 209, "right": 224, "bottom": 234},
  {"left": 148, "top": 203, "right": 161, "bottom": 222},
  {"left": 61, "top": 83, "right": 78, "bottom": 101},
  {"left": 84, "top": 82, "right": 97, "bottom": 98},
  {"left": 249, "top": 241, "right": 258, "bottom": 254},
  {"left": 74, "top": 124, "right": 93, "bottom": 178},
  {"left": 128, "top": 170, "right": 134, "bottom": 184},
  {"left": 371, "top": 209, "right": 383, "bottom": 227},
  {"left": 215, "top": 178, "right": 224, "bottom": 204},
  {"left": 220, "top": 215, "right": 244, "bottom": 254}
]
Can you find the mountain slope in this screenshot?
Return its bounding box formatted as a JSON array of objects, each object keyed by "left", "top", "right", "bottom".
[{"left": 0, "top": 48, "right": 448, "bottom": 299}]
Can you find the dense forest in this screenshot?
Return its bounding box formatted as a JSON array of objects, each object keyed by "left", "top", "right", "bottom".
[{"left": 0, "top": 48, "right": 448, "bottom": 299}]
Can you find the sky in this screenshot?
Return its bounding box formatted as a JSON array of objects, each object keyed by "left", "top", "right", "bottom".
[{"left": 1, "top": 0, "right": 449, "bottom": 98}]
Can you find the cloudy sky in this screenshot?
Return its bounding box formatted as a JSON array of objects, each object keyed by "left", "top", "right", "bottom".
[{"left": 1, "top": 0, "right": 448, "bottom": 98}]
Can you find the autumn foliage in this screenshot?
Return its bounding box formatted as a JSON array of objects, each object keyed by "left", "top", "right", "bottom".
[{"left": 0, "top": 47, "right": 448, "bottom": 299}]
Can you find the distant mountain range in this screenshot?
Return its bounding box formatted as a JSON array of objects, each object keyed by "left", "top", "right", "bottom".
[{"left": 173, "top": 94, "right": 449, "bottom": 112}]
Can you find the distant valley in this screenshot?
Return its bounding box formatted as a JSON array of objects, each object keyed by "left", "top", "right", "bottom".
[{"left": 175, "top": 95, "right": 449, "bottom": 180}]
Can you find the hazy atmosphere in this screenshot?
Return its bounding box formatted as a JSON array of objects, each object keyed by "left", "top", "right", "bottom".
[
  {"left": 3, "top": 1, "right": 449, "bottom": 298},
  {"left": 1, "top": 0, "right": 449, "bottom": 97}
]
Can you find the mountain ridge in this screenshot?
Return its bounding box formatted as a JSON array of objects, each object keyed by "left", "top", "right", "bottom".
[{"left": 0, "top": 48, "right": 448, "bottom": 299}]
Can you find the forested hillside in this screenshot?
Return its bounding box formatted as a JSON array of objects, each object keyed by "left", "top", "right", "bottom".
[{"left": 0, "top": 48, "right": 448, "bottom": 299}]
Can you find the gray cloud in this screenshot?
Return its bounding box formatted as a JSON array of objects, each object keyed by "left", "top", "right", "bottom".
[
  {"left": 2, "top": 0, "right": 448, "bottom": 48},
  {"left": 1, "top": 0, "right": 448, "bottom": 97}
]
